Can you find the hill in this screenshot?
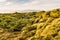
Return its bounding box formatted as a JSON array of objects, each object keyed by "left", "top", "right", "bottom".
[{"left": 0, "top": 8, "right": 60, "bottom": 40}]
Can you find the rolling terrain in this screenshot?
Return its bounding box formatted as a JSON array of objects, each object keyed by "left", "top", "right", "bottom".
[{"left": 0, "top": 9, "right": 60, "bottom": 40}]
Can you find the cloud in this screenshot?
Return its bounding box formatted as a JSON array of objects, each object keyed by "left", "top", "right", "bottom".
[
  {"left": 0, "top": 0, "right": 60, "bottom": 13},
  {"left": 22, "top": 0, "right": 39, "bottom": 6},
  {"left": 0, "top": 0, "right": 6, "bottom": 2}
]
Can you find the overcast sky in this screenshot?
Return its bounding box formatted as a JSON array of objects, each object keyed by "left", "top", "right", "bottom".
[{"left": 0, "top": 0, "right": 60, "bottom": 13}]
